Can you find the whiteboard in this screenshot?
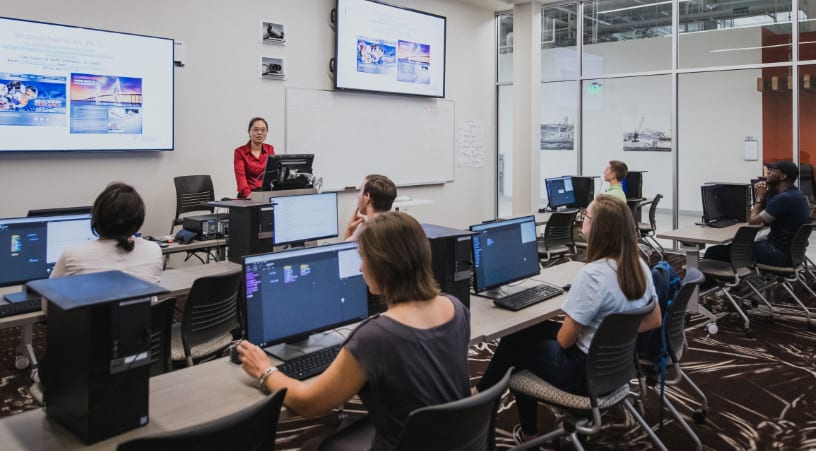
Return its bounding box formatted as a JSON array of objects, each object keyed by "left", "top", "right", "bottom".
[{"left": 286, "top": 88, "right": 454, "bottom": 191}]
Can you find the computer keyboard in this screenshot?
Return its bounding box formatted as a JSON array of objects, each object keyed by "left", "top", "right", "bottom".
[
  {"left": 493, "top": 284, "right": 564, "bottom": 311},
  {"left": 0, "top": 299, "right": 42, "bottom": 318},
  {"left": 707, "top": 218, "right": 739, "bottom": 228},
  {"left": 277, "top": 344, "right": 342, "bottom": 380}
]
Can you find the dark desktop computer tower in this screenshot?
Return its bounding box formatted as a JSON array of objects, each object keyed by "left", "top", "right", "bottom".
[
  {"left": 422, "top": 224, "right": 476, "bottom": 309},
  {"left": 27, "top": 272, "right": 164, "bottom": 444},
  {"left": 227, "top": 204, "right": 275, "bottom": 263}
]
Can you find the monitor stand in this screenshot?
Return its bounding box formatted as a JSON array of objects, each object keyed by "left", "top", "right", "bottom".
[
  {"left": 263, "top": 332, "right": 344, "bottom": 361},
  {"left": 478, "top": 283, "right": 531, "bottom": 300}
]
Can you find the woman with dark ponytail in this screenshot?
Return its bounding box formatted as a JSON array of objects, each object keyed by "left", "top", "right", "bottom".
[{"left": 50, "top": 182, "right": 162, "bottom": 283}]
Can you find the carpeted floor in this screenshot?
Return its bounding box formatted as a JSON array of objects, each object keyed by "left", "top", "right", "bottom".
[{"left": 2, "top": 252, "right": 816, "bottom": 450}]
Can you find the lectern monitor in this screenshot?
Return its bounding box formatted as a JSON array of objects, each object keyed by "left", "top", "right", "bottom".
[
  {"left": 272, "top": 192, "right": 339, "bottom": 246},
  {"left": 0, "top": 213, "right": 94, "bottom": 288},
  {"left": 261, "top": 154, "right": 315, "bottom": 191},
  {"left": 243, "top": 242, "right": 368, "bottom": 349},
  {"left": 469, "top": 215, "right": 539, "bottom": 293}
]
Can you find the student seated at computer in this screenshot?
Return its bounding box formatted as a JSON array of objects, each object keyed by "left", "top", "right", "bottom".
[
  {"left": 704, "top": 160, "right": 810, "bottom": 267},
  {"left": 343, "top": 174, "right": 397, "bottom": 241},
  {"left": 603, "top": 159, "right": 628, "bottom": 202},
  {"left": 234, "top": 117, "right": 275, "bottom": 198},
  {"left": 33, "top": 183, "right": 162, "bottom": 404},
  {"left": 237, "top": 212, "right": 470, "bottom": 450},
  {"left": 50, "top": 182, "right": 162, "bottom": 284},
  {"left": 472, "top": 196, "right": 661, "bottom": 445}
]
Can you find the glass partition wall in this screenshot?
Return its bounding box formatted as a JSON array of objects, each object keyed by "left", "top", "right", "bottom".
[{"left": 499, "top": 0, "right": 806, "bottom": 237}]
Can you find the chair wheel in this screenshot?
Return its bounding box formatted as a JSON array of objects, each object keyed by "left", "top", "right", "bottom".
[
  {"left": 706, "top": 323, "right": 718, "bottom": 335},
  {"left": 745, "top": 329, "right": 755, "bottom": 338},
  {"left": 692, "top": 408, "right": 707, "bottom": 424},
  {"left": 14, "top": 356, "right": 30, "bottom": 370}
]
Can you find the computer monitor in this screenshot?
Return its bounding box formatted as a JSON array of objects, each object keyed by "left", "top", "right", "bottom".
[
  {"left": 570, "top": 176, "right": 595, "bottom": 209},
  {"left": 272, "top": 192, "right": 339, "bottom": 247},
  {"left": 0, "top": 213, "right": 95, "bottom": 302},
  {"left": 27, "top": 206, "right": 93, "bottom": 217},
  {"left": 260, "top": 154, "right": 315, "bottom": 191},
  {"left": 701, "top": 183, "right": 750, "bottom": 223},
  {"left": 717, "top": 184, "right": 751, "bottom": 222},
  {"left": 623, "top": 171, "right": 644, "bottom": 199},
  {"left": 545, "top": 176, "right": 576, "bottom": 210},
  {"left": 469, "top": 215, "right": 539, "bottom": 298},
  {"left": 243, "top": 242, "right": 368, "bottom": 360}
]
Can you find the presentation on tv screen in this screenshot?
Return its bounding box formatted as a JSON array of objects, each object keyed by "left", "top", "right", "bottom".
[
  {"left": 335, "top": 0, "right": 446, "bottom": 98},
  {"left": 0, "top": 17, "right": 174, "bottom": 152}
]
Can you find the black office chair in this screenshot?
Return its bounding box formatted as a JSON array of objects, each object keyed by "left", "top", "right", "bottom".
[
  {"left": 698, "top": 225, "right": 768, "bottom": 337},
  {"left": 507, "top": 302, "right": 665, "bottom": 451},
  {"left": 637, "top": 268, "right": 707, "bottom": 451},
  {"left": 171, "top": 270, "right": 242, "bottom": 367},
  {"left": 168, "top": 175, "right": 218, "bottom": 266},
  {"left": 116, "top": 388, "right": 286, "bottom": 451},
  {"left": 754, "top": 223, "right": 816, "bottom": 330},
  {"left": 149, "top": 297, "right": 176, "bottom": 377},
  {"left": 171, "top": 175, "right": 215, "bottom": 234},
  {"left": 636, "top": 193, "right": 664, "bottom": 257},
  {"left": 538, "top": 209, "right": 578, "bottom": 267},
  {"left": 394, "top": 367, "right": 513, "bottom": 451},
  {"left": 799, "top": 163, "right": 815, "bottom": 205}
]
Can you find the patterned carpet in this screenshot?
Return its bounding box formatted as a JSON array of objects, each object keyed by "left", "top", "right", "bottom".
[{"left": 2, "top": 253, "right": 816, "bottom": 450}]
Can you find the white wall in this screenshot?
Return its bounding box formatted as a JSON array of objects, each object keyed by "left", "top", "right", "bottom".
[{"left": 0, "top": 0, "right": 497, "bottom": 234}]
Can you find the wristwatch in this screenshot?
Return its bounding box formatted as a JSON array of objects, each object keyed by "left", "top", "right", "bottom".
[{"left": 258, "top": 366, "right": 279, "bottom": 394}]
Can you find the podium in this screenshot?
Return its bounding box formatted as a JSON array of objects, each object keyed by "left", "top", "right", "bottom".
[
  {"left": 212, "top": 189, "right": 317, "bottom": 263},
  {"left": 27, "top": 271, "right": 168, "bottom": 444}
]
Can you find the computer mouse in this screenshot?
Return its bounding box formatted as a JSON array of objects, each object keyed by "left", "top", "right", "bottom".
[
  {"left": 229, "top": 341, "right": 242, "bottom": 365},
  {"left": 159, "top": 242, "right": 169, "bottom": 248},
  {"left": 562, "top": 284, "right": 571, "bottom": 292}
]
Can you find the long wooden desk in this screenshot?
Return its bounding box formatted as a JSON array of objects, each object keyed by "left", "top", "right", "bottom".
[
  {"left": 160, "top": 238, "right": 228, "bottom": 258},
  {"left": 469, "top": 260, "right": 581, "bottom": 344},
  {"left": 0, "top": 262, "right": 241, "bottom": 374},
  {"left": 657, "top": 222, "right": 746, "bottom": 319},
  {"left": 0, "top": 261, "right": 583, "bottom": 450}
]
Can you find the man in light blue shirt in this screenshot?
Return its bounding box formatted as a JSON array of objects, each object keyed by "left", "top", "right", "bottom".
[{"left": 603, "top": 160, "right": 628, "bottom": 202}]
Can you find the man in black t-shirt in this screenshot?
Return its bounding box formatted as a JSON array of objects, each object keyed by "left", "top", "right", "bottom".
[{"left": 705, "top": 160, "right": 811, "bottom": 266}]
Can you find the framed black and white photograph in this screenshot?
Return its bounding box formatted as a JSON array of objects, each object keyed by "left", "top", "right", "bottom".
[
  {"left": 622, "top": 114, "right": 671, "bottom": 152},
  {"left": 260, "top": 20, "right": 285, "bottom": 45},
  {"left": 540, "top": 116, "right": 575, "bottom": 151},
  {"left": 260, "top": 56, "right": 285, "bottom": 80}
]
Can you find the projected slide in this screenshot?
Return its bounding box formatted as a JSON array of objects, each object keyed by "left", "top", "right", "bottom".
[
  {"left": 336, "top": 0, "right": 446, "bottom": 97},
  {"left": 0, "top": 73, "right": 67, "bottom": 126},
  {"left": 0, "top": 17, "right": 173, "bottom": 152},
  {"left": 70, "top": 73, "right": 143, "bottom": 134}
]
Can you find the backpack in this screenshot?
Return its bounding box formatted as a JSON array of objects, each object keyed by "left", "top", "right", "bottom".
[{"left": 636, "top": 260, "right": 681, "bottom": 361}]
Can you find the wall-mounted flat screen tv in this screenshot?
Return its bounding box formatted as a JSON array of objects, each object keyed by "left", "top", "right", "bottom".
[
  {"left": 0, "top": 17, "right": 174, "bottom": 152},
  {"left": 335, "top": 0, "right": 446, "bottom": 98}
]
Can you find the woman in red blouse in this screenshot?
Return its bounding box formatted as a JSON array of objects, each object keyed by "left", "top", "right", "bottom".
[{"left": 234, "top": 117, "right": 275, "bottom": 198}]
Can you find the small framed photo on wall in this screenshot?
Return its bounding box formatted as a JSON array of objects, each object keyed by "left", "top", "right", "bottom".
[
  {"left": 260, "top": 56, "right": 285, "bottom": 80},
  {"left": 260, "top": 20, "right": 285, "bottom": 45}
]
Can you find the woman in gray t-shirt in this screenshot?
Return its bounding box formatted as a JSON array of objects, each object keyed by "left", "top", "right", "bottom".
[{"left": 237, "top": 212, "right": 470, "bottom": 450}]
